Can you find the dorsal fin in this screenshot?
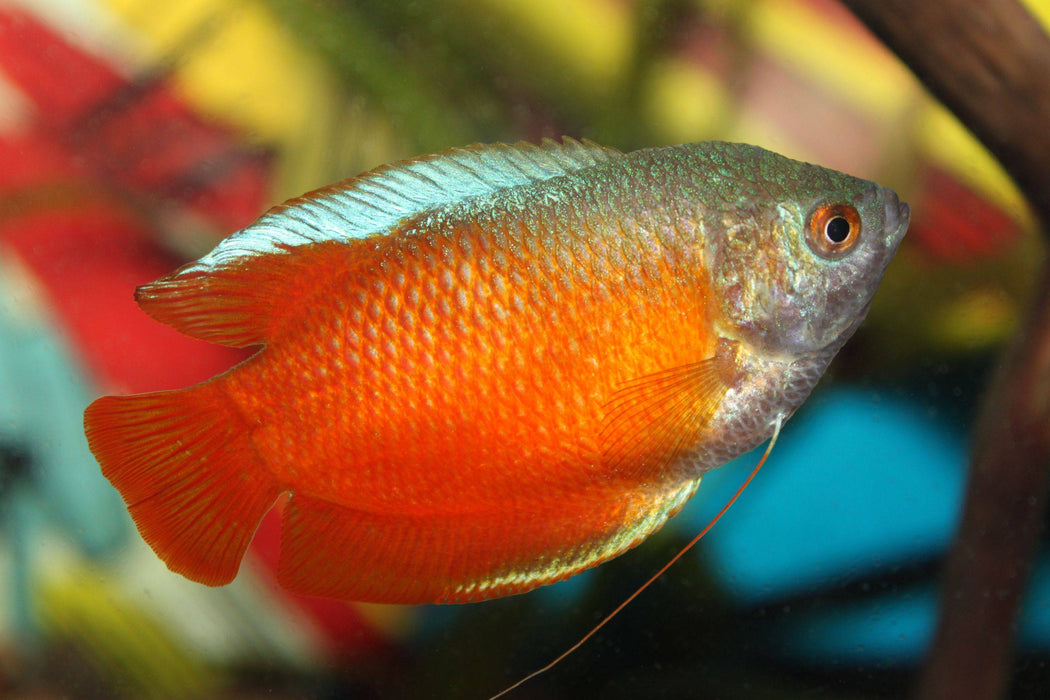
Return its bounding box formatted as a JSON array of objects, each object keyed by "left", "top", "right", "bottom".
[
  {"left": 137, "top": 138, "right": 622, "bottom": 347},
  {"left": 182, "top": 138, "right": 622, "bottom": 274}
]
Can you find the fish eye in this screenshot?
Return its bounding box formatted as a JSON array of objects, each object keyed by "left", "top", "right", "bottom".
[{"left": 807, "top": 203, "right": 861, "bottom": 258}]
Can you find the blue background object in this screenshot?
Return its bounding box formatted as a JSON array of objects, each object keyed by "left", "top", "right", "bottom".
[
  {"left": 0, "top": 276, "right": 129, "bottom": 644},
  {"left": 673, "top": 386, "right": 1050, "bottom": 664},
  {"left": 688, "top": 387, "right": 967, "bottom": 603}
]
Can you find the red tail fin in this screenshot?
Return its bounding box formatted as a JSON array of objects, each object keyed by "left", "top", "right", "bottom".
[{"left": 84, "top": 383, "right": 283, "bottom": 585}]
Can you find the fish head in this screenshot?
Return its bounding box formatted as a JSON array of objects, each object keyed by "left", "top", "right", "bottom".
[{"left": 703, "top": 148, "right": 910, "bottom": 359}]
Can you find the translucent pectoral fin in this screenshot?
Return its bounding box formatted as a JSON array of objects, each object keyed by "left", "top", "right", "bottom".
[{"left": 600, "top": 346, "right": 739, "bottom": 483}]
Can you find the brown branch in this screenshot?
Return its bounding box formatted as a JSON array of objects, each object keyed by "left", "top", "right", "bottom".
[
  {"left": 924, "top": 271, "right": 1050, "bottom": 700},
  {"left": 839, "top": 2, "right": 1050, "bottom": 699},
  {"left": 843, "top": 0, "right": 1050, "bottom": 225}
]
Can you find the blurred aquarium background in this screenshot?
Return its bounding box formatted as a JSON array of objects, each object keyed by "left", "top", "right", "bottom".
[{"left": 1, "top": 0, "right": 1049, "bottom": 697}]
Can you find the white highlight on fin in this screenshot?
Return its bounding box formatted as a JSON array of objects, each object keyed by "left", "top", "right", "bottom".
[{"left": 183, "top": 138, "right": 622, "bottom": 274}]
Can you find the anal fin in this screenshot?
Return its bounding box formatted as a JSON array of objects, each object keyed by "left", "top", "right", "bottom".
[{"left": 277, "top": 481, "right": 700, "bottom": 604}]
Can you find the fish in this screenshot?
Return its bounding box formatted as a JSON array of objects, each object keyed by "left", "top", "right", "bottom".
[{"left": 83, "top": 139, "right": 909, "bottom": 604}]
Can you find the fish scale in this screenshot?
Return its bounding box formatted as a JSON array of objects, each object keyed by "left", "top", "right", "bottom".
[{"left": 241, "top": 207, "right": 704, "bottom": 500}]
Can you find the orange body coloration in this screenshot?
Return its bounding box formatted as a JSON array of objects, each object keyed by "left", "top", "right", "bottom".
[
  {"left": 241, "top": 220, "right": 717, "bottom": 600},
  {"left": 85, "top": 140, "right": 909, "bottom": 604}
]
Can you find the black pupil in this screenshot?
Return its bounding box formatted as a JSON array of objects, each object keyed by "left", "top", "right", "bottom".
[{"left": 825, "top": 216, "right": 851, "bottom": 243}]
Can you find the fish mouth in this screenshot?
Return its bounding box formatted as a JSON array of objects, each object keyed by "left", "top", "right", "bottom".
[{"left": 881, "top": 186, "right": 910, "bottom": 242}]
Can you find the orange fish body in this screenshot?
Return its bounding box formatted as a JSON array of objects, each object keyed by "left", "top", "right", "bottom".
[{"left": 85, "top": 140, "right": 909, "bottom": 603}]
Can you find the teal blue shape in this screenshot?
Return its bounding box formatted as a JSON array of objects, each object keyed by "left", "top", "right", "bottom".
[
  {"left": 0, "top": 277, "right": 128, "bottom": 558},
  {"left": 678, "top": 387, "right": 967, "bottom": 603}
]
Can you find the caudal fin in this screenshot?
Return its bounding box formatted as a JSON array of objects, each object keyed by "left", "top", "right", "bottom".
[{"left": 84, "top": 384, "right": 282, "bottom": 585}]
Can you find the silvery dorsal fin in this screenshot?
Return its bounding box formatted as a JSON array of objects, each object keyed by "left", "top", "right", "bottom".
[
  {"left": 136, "top": 138, "right": 622, "bottom": 347},
  {"left": 185, "top": 138, "right": 622, "bottom": 274}
]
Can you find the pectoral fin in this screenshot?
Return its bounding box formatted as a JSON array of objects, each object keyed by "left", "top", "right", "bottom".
[{"left": 600, "top": 344, "right": 740, "bottom": 483}]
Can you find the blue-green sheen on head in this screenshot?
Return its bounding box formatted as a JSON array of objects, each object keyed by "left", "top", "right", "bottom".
[{"left": 659, "top": 142, "right": 910, "bottom": 358}]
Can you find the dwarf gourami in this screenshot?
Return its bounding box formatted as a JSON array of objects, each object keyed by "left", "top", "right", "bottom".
[{"left": 84, "top": 139, "right": 909, "bottom": 604}]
